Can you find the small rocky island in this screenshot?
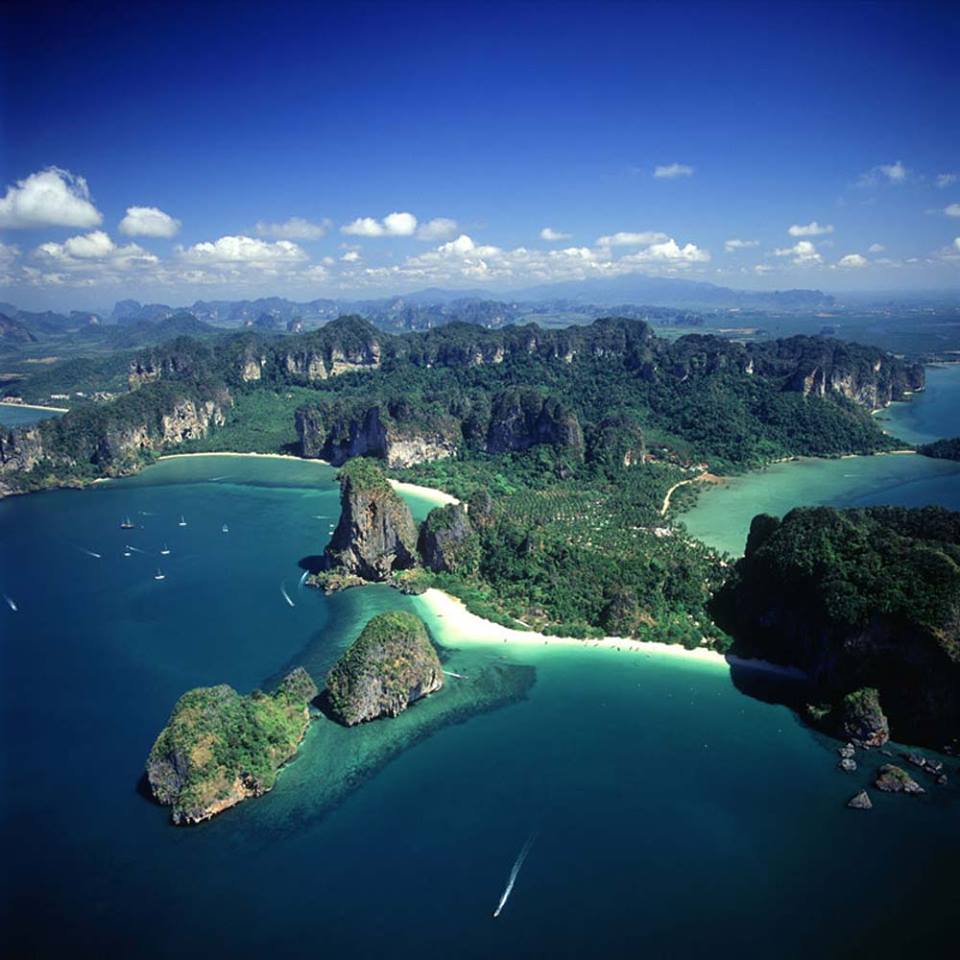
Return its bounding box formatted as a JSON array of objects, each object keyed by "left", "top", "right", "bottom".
[
  {"left": 326, "top": 611, "right": 444, "bottom": 725},
  {"left": 146, "top": 667, "right": 318, "bottom": 824}
]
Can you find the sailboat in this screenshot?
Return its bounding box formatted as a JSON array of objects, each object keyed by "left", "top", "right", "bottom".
[
  {"left": 120, "top": 517, "right": 135, "bottom": 529},
  {"left": 221, "top": 523, "right": 229, "bottom": 534},
  {"left": 153, "top": 569, "right": 166, "bottom": 581},
  {"left": 177, "top": 515, "right": 187, "bottom": 527},
  {"left": 160, "top": 544, "right": 171, "bottom": 555},
  {"left": 123, "top": 546, "right": 132, "bottom": 557}
]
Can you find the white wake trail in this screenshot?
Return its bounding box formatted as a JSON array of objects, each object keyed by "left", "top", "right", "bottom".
[
  {"left": 493, "top": 833, "right": 537, "bottom": 918},
  {"left": 78, "top": 547, "right": 102, "bottom": 559},
  {"left": 3, "top": 594, "right": 17, "bottom": 612},
  {"left": 280, "top": 582, "right": 295, "bottom": 607},
  {"left": 298, "top": 569, "right": 309, "bottom": 589}
]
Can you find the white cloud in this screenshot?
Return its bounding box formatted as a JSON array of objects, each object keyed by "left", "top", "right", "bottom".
[
  {"left": 596, "top": 230, "right": 669, "bottom": 247},
  {"left": 956, "top": 237, "right": 960, "bottom": 252},
  {"left": 302, "top": 264, "right": 329, "bottom": 282},
  {"left": 858, "top": 161, "right": 908, "bottom": 187},
  {"left": 724, "top": 238, "right": 758, "bottom": 252},
  {"left": 753, "top": 264, "right": 773, "bottom": 275},
  {"left": 540, "top": 227, "right": 572, "bottom": 241},
  {"left": 868, "top": 243, "right": 885, "bottom": 253},
  {"left": 341, "top": 250, "right": 361, "bottom": 263},
  {"left": 774, "top": 240, "right": 822, "bottom": 265},
  {"left": 653, "top": 163, "right": 694, "bottom": 179},
  {"left": 416, "top": 217, "right": 458, "bottom": 241},
  {"left": 936, "top": 173, "right": 958, "bottom": 189},
  {"left": 788, "top": 221, "right": 834, "bottom": 237},
  {"left": 0, "top": 167, "right": 103, "bottom": 229},
  {"left": 119, "top": 206, "right": 181, "bottom": 238},
  {"left": 342, "top": 211, "right": 419, "bottom": 237},
  {"left": 621, "top": 238, "right": 710, "bottom": 265},
  {"left": 255, "top": 217, "right": 330, "bottom": 240},
  {"left": 178, "top": 235, "right": 307, "bottom": 265},
  {"left": 837, "top": 253, "right": 868, "bottom": 268},
  {"left": 945, "top": 203, "right": 960, "bottom": 217}
]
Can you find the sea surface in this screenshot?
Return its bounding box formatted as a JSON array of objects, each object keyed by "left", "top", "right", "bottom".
[
  {"left": 877, "top": 363, "right": 960, "bottom": 445},
  {"left": 1, "top": 454, "right": 958, "bottom": 958},
  {"left": 0, "top": 404, "right": 64, "bottom": 428}
]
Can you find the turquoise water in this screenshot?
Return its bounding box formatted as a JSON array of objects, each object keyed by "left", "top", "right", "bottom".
[
  {"left": 682, "top": 454, "right": 960, "bottom": 556},
  {"left": 0, "top": 404, "right": 64, "bottom": 428},
  {"left": 1, "top": 455, "right": 958, "bottom": 957},
  {"left": 877, "top": 363, "right": 960, "bottom": 445}
]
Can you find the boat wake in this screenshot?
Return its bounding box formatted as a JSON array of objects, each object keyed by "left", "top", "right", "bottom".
[
  {"left": 3, "top": 594, "right": 17, "bottom": 612},
  {"left": 493, "top": 833, "right": 537, "bottom": 918},
  {"left": 209, "top": 475, "right": 230, "bottom": 482},
  {"left": 77, "top": 547, "right": 102, "bottom": 559},
  {"left": 298, "top": 569, "right": 309, "bottom": 589},
  {"left": 280, "top": 582, "right": 295, "bottom": 607}
]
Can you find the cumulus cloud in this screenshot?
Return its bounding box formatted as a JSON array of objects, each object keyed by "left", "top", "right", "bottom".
[
  {"left": 118, "top": 206, "right": 181, "bottom": 238},
  {"left": 774, "top": 240, "right": 822, "bottom": 265},
  {"left": 837, "top": 253, "right": 868, "bottom": 268},
  {"left": 178, "top": 235, "right": 307, "bottom": 265},
  {"left": 868, "top": 243, "right": 885, "bottom": 253},
  {"left": 858, "top": 161, "right": 908, "bottom": 187},
  {"left": 936, "top": 173, "right": 958, "bottom": 189},
  {"left": 540, "top": 227, "right": 571, "bottom": 241},
  {"left": 342, "top": 211, "right": 418, "bottom": 237},
  {"left": 724, "top": 238, "right": 758, "bottom": 252},
  {"left": 0, "top": 167, "right": 103, "bottom": 229},
  {"left": 341, "top": 250, "right": 361, "bottom": 263},
  {"left": 653, "top": 163, "right": 694, "bottom": 179},
  {"left": 621, "top": 239, "right": 710, "bottom": 264},
  {"left": 596, "top": 230, "right": 669, "bottom": 247},
  {"left": 255, "top": 216, "right": 331, "bottom": 240},
  {"left": 35, "top": 230, "right": 157, "bottom": 265},
  {"left": 416, "top": 217, "right": 458, "bottom": 241},
  {"left": 956, "top": 237, "right": 960, "bottom": 252},
  {"left": 788, "top": 221, "right": 834, "bottom": 237},
  {"left": 945, "top": 203, "right": 960, "bottom": 217}
]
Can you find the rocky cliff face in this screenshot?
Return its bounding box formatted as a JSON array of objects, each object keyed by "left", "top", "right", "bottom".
[
  {"left": 417, "top": 504, "right": 479, "bottom": 574},
  {"left": 295, "top": 403, "right": 459, "bottom": 467},
  {"left": 486, "top": 388, "right": 584, "bottom": 455},
  {"left": 325, "top": 612, "right": 443, "bottom": 725},
  {"left": 322, "top": 458, "right": 419, "bottom": 580},
  {"left": 146, "top": 667, "right": 318, "bottom": 824}
]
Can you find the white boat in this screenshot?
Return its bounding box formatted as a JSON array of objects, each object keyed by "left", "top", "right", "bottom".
[
  {"left": 123, "top": 547, "right": 132, "bottom": 557},
  {"left": 160, "top": 544, "right": 171, "bottom": 555},
  {"left": 222, "top": 523, "right": 229, "bottom": 533},
  {"left": 154, "top": 569, "right": 166, "bottom": 581},
  {"left": 120, "top": 517, "right": 135, "bottom": 529},
  {"left": 178, "top": 516, "right": 187, "bottom": 527}
]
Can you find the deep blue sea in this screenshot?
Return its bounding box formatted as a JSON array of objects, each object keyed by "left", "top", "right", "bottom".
[{"left": 1, "top": 445, "right": 958, "bottom": 957}]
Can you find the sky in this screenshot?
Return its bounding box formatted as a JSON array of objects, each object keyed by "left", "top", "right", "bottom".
[{"left": 1, "top": 0, "right": 958, "bottom": 311}]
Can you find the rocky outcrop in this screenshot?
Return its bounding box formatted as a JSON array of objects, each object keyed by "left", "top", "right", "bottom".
[
  {"left": 418, "top": 504, "right": 479, "bottom": 574},
  {"left": 847, "top": 790, "right": 873, "bottom": 809},
  {"left": 321, "top": 458, "right": 418, "bottom": 580},
  {"left": 711, "top": 506, "right": 960, "bottom": 748},
  {"left": 146, "top": 667, "right": 318, "bottom": 824},
  {"left": 0, "top": 425, "right": 45, "bottom": 475},
  {"left": 295, "top": 403, "right": 459, "bottom": 467},
  {"left": 875, "top": 764, "right": 925, "bottom": 795},
  {"left": 325, "top": 612, "right": 443, "bottom": 726},
  {"left": 486, "top": 387, "right": 584, "bottom": 455},
  {"left": 839, "top": 688, "right": 890, "bottom": 747}
]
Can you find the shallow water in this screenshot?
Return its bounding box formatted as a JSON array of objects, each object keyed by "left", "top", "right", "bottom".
[{"left": 1, "top": 454, "right": 957, "bottom": 958}]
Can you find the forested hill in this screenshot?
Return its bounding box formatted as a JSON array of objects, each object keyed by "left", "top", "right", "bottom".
[{"left": 1, "top": 316, "right": 922, "bottom": 495}]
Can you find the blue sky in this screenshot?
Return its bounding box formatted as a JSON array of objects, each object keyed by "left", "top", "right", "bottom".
[{"left": 1, "top": 0, "right": 958, "bottom": 309}]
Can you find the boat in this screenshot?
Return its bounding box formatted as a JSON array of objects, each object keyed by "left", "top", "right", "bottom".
[
  {"left": 123, "top": 547, "right": 132, "bottom": 557},
  {"left": 160, "top": 544, "right": 171, "bottom": 555},
  {"left": 222, "top": 523, "right": 229, "bottom": 534},
  {"left": 120, "top": 517, "right": 134, "bottom": 529},
  {"left": 153, "top": 569, "right": 166, "bottom": 581},
  {"left": 177, "top": 516, "right": 187, "bottom": 527}
]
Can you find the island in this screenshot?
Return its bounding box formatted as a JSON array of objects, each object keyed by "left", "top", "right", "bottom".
[
  {"left": 712, "top": 505, "right": 960, "bottom": 749},
  {"left": 146, "top": 667, "right": 318, "bottom": 824},
  {"left": 326, "top": 611, "right": 444, "bottom": 725}
]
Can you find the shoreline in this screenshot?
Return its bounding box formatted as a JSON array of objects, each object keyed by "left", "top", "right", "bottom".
[
  {"left": 155, "top": 450, "right": 460, "bottom": 506},
  {"left": 0, "top": 400, "right": 70, "bottom": 413}
]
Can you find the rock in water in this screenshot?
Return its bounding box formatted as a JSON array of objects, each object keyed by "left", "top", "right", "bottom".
[
  {"left": 839, "top": 688, "right": 890, "bottom": 748},
  {"left": 874, "top": 764, "right": 925, "bottom": 795},
  {"left": 322, "top": 458, "right": 418, "bottom": 581},
  {"left": 838, "top": 757, "right": 858, "bottom": 772},
  {"left": 417, "top": 504, "right": 480, "bottom": 574},
  {"left": 326, "top": 611, "right": 444, "bottom": 726},
  {"left": 146, "top": 667, "right": 318, "bottom": 824},
  {"left": 847, "top": 790, "right": 873, "bottom": 810}
]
